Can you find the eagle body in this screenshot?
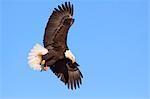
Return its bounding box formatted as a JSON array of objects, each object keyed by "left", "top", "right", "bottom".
[{"left": 28, "top": 2, "right": 83, "bottom": 90}]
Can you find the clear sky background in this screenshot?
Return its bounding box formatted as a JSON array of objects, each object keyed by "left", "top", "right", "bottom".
[{"left": 1, "top": 0, "right": 150, "bottom": 99}]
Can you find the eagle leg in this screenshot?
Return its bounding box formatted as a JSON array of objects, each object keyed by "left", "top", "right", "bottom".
[{"left": 40, "top": 60, "right": 48, "bottom": 71}]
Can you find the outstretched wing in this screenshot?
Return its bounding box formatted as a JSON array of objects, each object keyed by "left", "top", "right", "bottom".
[
  {"left": 50, "top": 58, "right": 83, "bottom": 90},
  {"left": 66, "top": 65, "right": 83, "bottom": 90},
  {"left": 43, "top": 2, "right": 74, "bottom": 48}
]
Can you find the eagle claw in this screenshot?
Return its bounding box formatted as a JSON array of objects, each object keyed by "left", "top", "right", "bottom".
[
  {"left": 40, "top": 60, "right": 48, "bottom": 71},
  {"left": 41, "top": 66, "right": 48, "bottom": 71}
]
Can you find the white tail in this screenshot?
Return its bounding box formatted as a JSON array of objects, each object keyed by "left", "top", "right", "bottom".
[{"left": 28, "top": 43, "right": 48, "bottom": 71}]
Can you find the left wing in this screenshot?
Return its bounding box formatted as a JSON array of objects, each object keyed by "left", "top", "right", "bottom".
[{"left": 43, "top": 2, "right": 74, "bottom": 49}]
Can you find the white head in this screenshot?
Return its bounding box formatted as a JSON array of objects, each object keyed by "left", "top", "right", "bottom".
[{"left": 65, "top": 50, "right": 76, "bottom": 63}]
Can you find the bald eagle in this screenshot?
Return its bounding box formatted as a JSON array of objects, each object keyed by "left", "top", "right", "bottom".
[{"left": 28, "top": 2, "right": 83, "bottom": 90}]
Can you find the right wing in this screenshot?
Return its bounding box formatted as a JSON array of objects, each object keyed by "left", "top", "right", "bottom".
[{"left": 50, "top": 58, "right": 83, "bottom": 90}]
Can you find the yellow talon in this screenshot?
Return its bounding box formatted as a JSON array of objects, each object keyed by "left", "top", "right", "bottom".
[
  {"left": 40, "top": 60, "right": 48, "bottom": 71},
  {"left": 41, "top": 60, "right": 45, "bottom": 65}
]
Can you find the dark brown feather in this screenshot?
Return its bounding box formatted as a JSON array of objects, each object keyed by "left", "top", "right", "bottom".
[
  {"left": 58, "top": 5, "right": 63, "bottom": 12},
  {"left": 42, "top": 2, "right": 82, "bottom": 90},
  {"left": 50, "top": 58, "right": 83, "bottom": 90},
  {"left": 43, "top": 2, "right": 74, "bottom": 48},
  {"left": 71, "top": 4, "right": 73, "bottom": 16},
  {"left": 61, "top": 4, "right": 66, "bottom": 11},
  {"left": 68, "top": 2, "right": 71, "bottom": 14},
  {"left": 65, "top": 2, "right": 69, "bottom": 11}
]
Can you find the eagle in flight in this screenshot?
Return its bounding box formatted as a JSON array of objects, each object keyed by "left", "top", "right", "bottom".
[{"left": 28, "top": 2, "right": 83, "bottom": 90}]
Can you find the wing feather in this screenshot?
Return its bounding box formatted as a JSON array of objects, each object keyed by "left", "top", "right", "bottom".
[
  {"left": 43, "top": 2, "right": 74, "bottom": 47},
  {"left": 50, "top": 59, "right": 83, "bottom": 90},
  {"left": 62, "top": 4, "right": 67, "bottom": 11},
  {"left": 71, "top": 4, "right": 74, "bottom": 16},
  {"left": 58, "top": 5, "right": 63, "bottom": 12}
]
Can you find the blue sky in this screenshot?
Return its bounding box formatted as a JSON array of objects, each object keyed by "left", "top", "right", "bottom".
[{"left": 1, "top": 0, "right": 149, "bottom": 99}]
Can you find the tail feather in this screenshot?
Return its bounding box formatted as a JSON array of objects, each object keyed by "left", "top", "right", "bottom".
[{"left": 28, "top": 43, "right": 48, "bottom": 71}]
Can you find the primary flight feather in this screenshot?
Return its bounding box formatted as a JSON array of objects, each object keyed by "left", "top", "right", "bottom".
[{"left": 28, "top": 2, "right": 83, "bottom": 90}]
